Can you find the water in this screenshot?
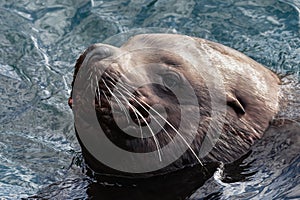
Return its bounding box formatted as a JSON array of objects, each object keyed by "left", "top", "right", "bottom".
[{"left": 0, "top": 0, "right": 299, "bottom": 199}]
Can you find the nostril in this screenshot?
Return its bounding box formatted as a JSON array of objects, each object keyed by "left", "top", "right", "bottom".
[{"left": 68, "top": 97, "right": 73, "bottom": 108}]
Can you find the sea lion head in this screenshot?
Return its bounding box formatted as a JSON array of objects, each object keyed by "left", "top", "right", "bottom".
[{"left": 69, "top": 34, "right": 280, "bottom": 177}]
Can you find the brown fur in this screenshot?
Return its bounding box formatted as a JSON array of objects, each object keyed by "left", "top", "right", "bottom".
[{"left": 69, "top": 34, "right": 280, "bottom": 176}]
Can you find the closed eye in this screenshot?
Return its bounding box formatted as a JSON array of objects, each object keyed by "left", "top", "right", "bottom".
[{"left": 162, "top": 71, "right": 181, "bottom": 89}]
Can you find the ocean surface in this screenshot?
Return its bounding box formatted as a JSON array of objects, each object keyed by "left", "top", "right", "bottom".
[{"left": 0, "top": 0, "right": 299, "bottom": 199}]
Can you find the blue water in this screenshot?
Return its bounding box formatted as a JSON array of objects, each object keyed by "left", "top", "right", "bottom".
[{"left": 0, "top": 0, "right": 299, "bottom": 199}]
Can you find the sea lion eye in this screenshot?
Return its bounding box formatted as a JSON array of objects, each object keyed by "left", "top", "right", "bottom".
[{"left": 162, "top": 72, "right": 180, "bottom": 89}]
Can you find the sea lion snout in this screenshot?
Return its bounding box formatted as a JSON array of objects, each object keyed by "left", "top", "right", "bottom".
[{"left": 86, "top": 44, "right": 116, "bottom": 62}]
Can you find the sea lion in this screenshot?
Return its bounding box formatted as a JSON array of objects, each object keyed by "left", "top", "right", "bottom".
[{"left": 68, "top": 34, "right": 280, "bottom": 178}]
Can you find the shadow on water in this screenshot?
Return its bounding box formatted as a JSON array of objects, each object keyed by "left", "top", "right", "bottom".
[
  {"left": 28, "top": 155, "right": 262, "bottom": 200},
  {"left": 27, "top": 121, "right": 300, "bottom": 200}
]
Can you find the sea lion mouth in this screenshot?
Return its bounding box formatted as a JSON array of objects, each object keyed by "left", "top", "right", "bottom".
[
  {"left": 129, "top": 110, "right": 151, "bottom": 127},
  {"left": 95, "top": 95, "right": 152, "bottom": 133},
  {"left": 92, "top": 68, "right": 163, "bottom": 141},
  {"left": 95, "top": 82, "right": 152, "bottom": 128}
]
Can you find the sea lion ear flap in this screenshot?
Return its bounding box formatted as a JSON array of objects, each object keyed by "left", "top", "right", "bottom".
[{"left": 227, "top": 93, "right": 246, "bottom": 116}]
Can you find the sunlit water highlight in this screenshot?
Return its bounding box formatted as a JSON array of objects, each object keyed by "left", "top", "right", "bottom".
[{"left": 0, "top": 0, "right": 299, "bottom": 199}]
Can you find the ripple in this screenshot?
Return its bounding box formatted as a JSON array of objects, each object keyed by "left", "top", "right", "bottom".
[{"left": 0, "top": 0, "right": 299, "bottom": 199}]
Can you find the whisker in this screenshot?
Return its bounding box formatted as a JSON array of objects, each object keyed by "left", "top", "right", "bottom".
[
  {"left": 131, "top": 106, "right": 163, "bottom": 161},
  {"left": 95, "top": 75, "right": 101, "bottom": 107},
  {"left": 114, "top": 89, "right": 144, "bottom": 139},
  {"left": 117, "top": 81, "right": 203, "bottom": 166},
  {"left": 90, "top": 77, "right": 94, "bottom": 96},
  {"left": 106, "top": 76, "right": 171, "bottom": 141},
  {"left": 101, "top": 78, "right": 130, "bottom": 124},
  {"left": 103, "top": 76, "right": 163, "bottom": 160},
  {"left": 113, "top": 80, "right": 173, "bottom": 142}
]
